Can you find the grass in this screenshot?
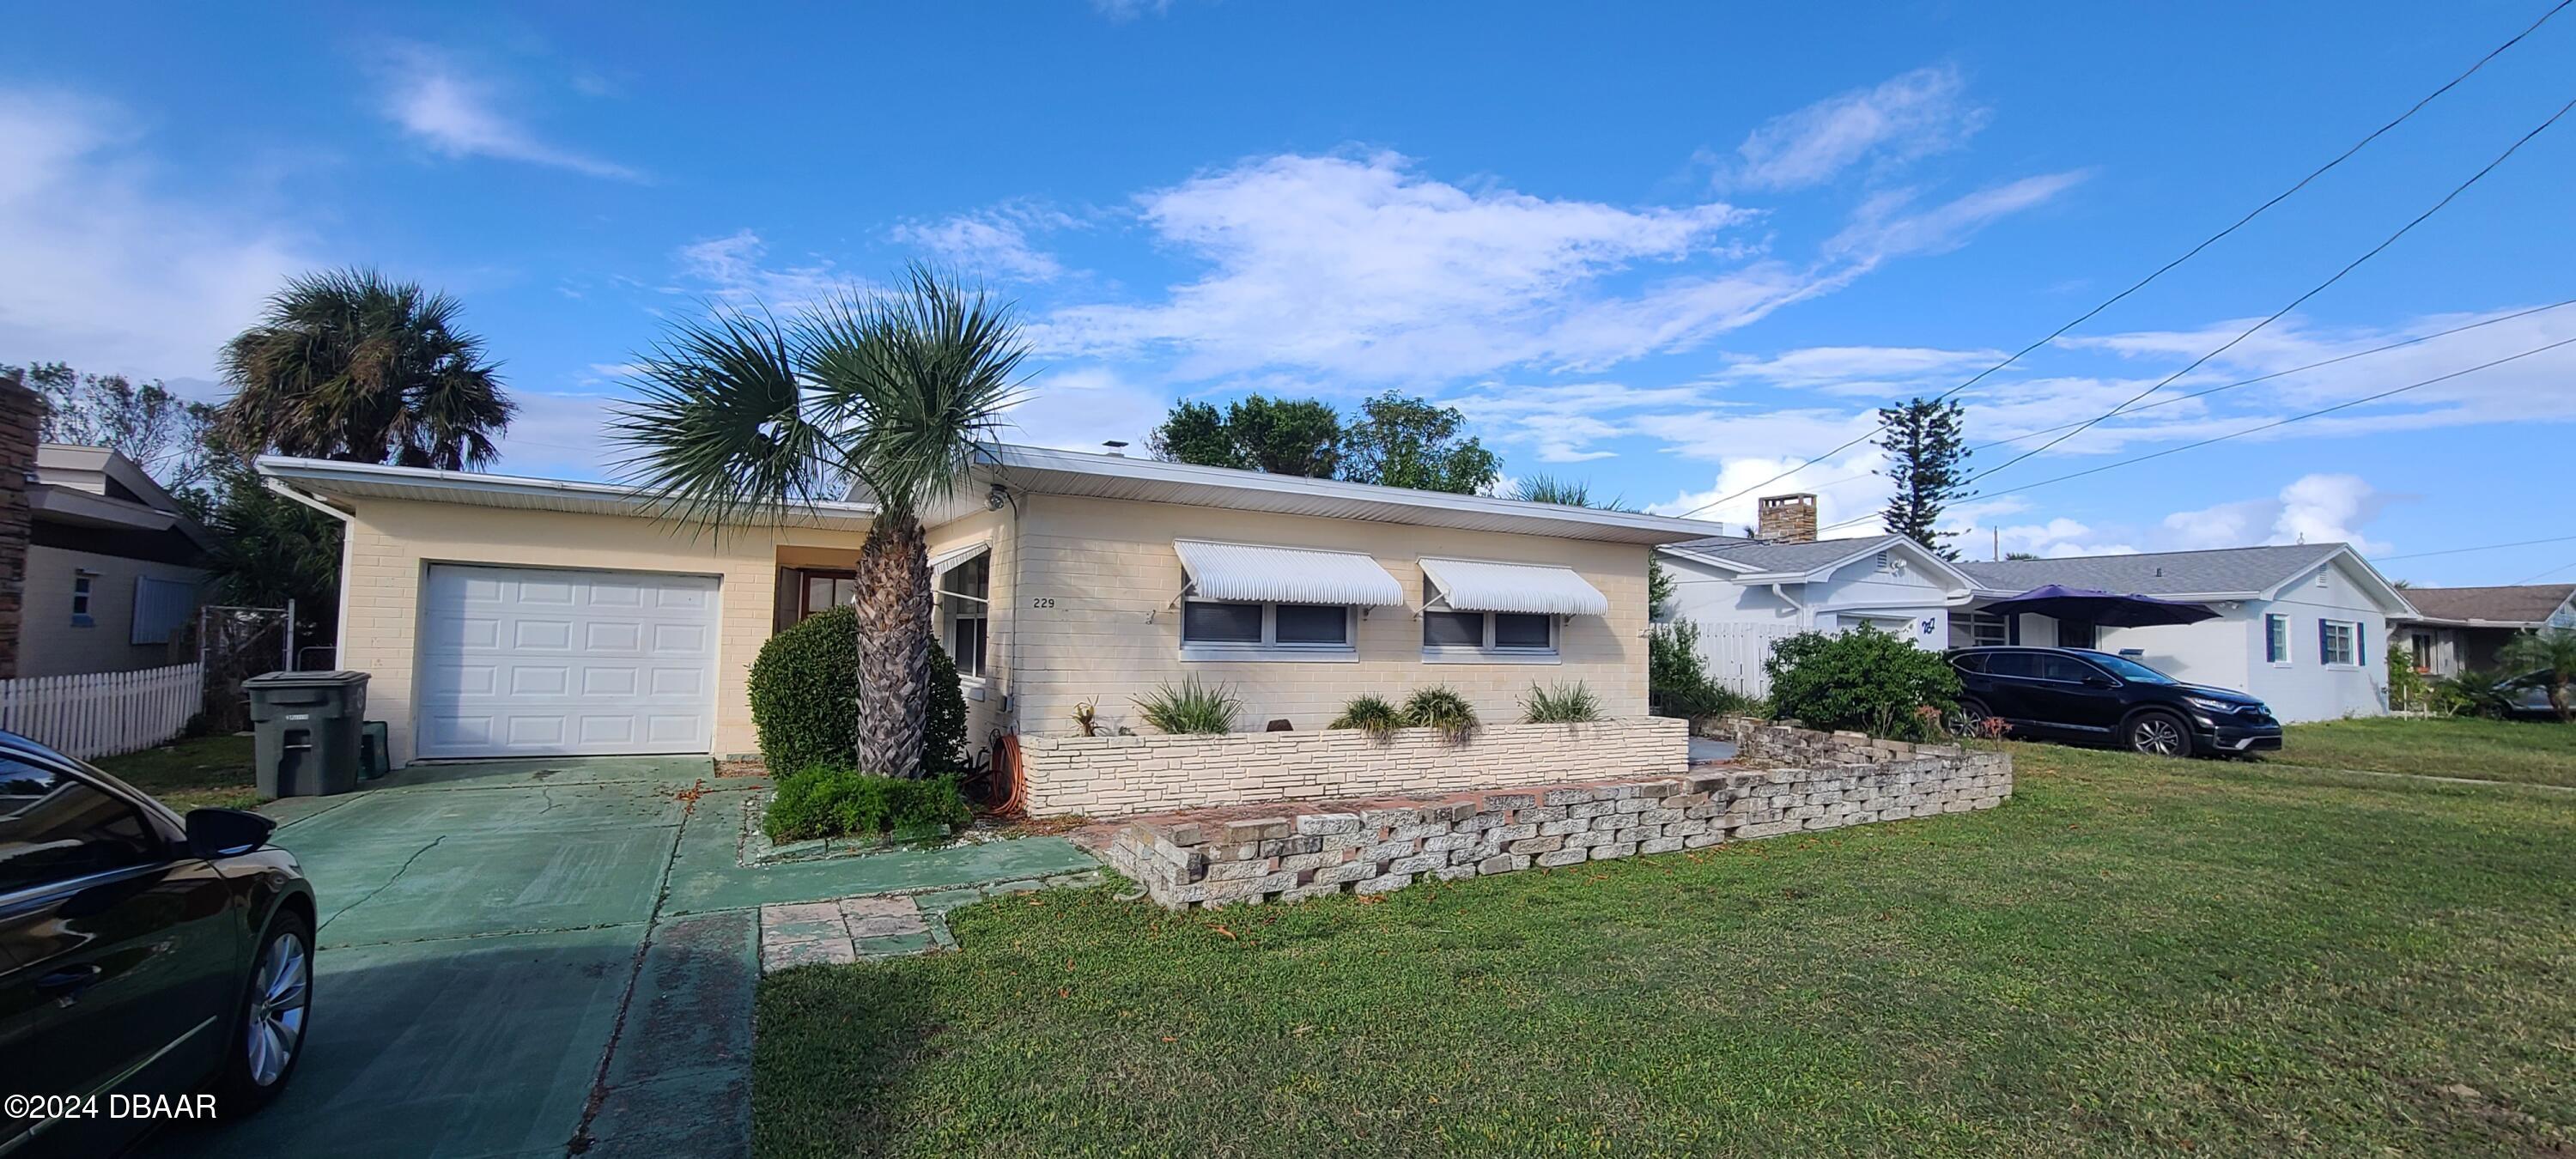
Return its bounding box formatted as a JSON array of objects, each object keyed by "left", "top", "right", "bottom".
[
  {"left": 754, "top": 742, "right": 2576, "bottom": 1157},
  {"left": 89, "top": 732, "right": 262, "bottom": 811},
  {"left": 2272, "top": 714, "right": 2576, "bottom": 788}
]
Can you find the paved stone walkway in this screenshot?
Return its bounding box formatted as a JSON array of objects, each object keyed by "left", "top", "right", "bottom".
[{"left": 758, "top": 868, "right": 1105, "bottom": 970}]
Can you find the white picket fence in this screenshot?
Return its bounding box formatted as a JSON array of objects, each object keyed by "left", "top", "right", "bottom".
[
  {"left": 1692, "top": 622, "right": 1806, "bottom": 699},
  {"left": 0, "top": 661, "right": 203, "bottom": 761}
]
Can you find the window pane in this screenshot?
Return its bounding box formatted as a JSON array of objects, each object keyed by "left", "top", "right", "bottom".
[
  {"left": 0, "top": 759, "right": 159, "bottom": 895},
  {"left": 940, "top": 555, "right": 989, "bottom": 598},
  {"left": 1422, "top": 610, "right": 1483, "bottom": 647},
  {"left": 1182, "top": 602, "right": 1264, "bottom": 644},
  {"left": 1493, "top": 613, "right": 1552, "bottom": 650},
  {"left": 1984, "top": 652, "right": 2040, "bottom": 679},
  {"left": 1273, "top": 604, "right": 1348, "bottom": 645},
  {"left": 1950, "top": 652, "right": 1987, "bottom": 674},
  {"left": 2041, "top": 656, "right": 2099, "bottom": 683},
  {"left": 951, "top": 616, "right": 987, "bottom": 677}
]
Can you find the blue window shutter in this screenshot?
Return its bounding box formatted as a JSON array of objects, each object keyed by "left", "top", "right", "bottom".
[
  {"left": 2355, "top": 623, "right": 2365, "bottom": 666},
  {"left": 2318, "top": 619, "right": 2330, "bottom": 664}
]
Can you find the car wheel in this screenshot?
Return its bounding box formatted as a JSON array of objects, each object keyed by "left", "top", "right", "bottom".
[
  {"left": 216, "top": 908, "right": 313, "bottom": 1110},
  {"left": 2125, "top": 710, "right": 2191, "bottom": 758},
  {"left": 1947, "top": 698, "right": 1993, "bottom": 736}
]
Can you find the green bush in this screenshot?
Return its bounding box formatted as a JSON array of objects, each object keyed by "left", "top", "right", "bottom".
[
  {"left": 1329, "top": 694, "right": 1405, "bottom": 739},
  {"left": 1763, "top": 626, "right": 1959, "bottom": 741},
  {"left": 1522, "top": 681, "right": 1603, "bottom": 724},
  {"left": 765, "top": 764, "right": 974, "bottom": 843},
  {"left": 748, "top": 606, "right": 969, "bottom": 775},
  {"left": 1402, "top": 685, "right": 1479, "bottom": 742},
  {"left": 2431, "top": 667, "right": 2513, "bottom": 719},
  {"left": 1649, "top": 620, "right": 1754, "bottom": 719},
  {"left": 1135, "top": 677, "right": 1239, "bottom": 734}
]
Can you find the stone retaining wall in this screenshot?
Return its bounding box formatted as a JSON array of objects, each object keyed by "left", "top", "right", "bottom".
[
  {"left": 1018, "top": 716, "right": 1686, "bottom": 818},
  {"left": 1099, "top": 721, "right": 2012, "bottom": 908}
]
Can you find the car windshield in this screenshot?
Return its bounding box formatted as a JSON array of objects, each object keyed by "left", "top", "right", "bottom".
[{"left": 2082, "top": 652, "right": 2178, "bottom": 684}]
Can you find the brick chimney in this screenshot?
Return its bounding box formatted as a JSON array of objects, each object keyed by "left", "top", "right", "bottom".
[
  {"left": 0, "top": 371, "right": 39, "bottom": 679},
  {"left": 1756, "top": 493, "right": 1817, "bottom": 543}
]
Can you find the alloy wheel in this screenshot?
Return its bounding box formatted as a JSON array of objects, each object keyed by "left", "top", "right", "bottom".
[
  {"left": 245, "top": 930, "right": 311, "bottom": 1087},
  {"left": 2130, "top": 716, "right": 2187, "bottom": 757}
]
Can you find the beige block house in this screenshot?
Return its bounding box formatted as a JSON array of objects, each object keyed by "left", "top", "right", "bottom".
[
  {"left": 20, "top": 445, "right": 213, "bottom": 678},
  {"left": 260, "top": 446, "right": 1725, "bottom": 775}
]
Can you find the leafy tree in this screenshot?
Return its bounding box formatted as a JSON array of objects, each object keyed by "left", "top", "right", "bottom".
[
  {"left": 197, "top": 452, "right": 343, "bottom": 655},
  {"left": 3, "top": 361, "right": 217, "bottom": 492},
  {"left": 2003, "top": 550, "right": 2040, "bottom": 561},
  {"left": 613, "top": 265, "right": 1024, "bottom": 779},
  {"left": 1508, "top": 473, "right": 1636, "bottom": 511},
  {"left": 1648, "top": 556, "right": 1674, "bottom": 622},
  {"left": 1340, "top": 391, "right": 1499, "bottom": 495},
  {"left": 1649, "top": 618, "right": 1748, "bottom": 720},
  {"left": 1764, "top": 626, "right": 1960, "bottom": 740},
  {"left": 1875, "top": 397, "right": 1971, "bottom": 560},
  {"left": 216, "top": 267, "right": 515, "bottom": 469},
  {"left": 2500, "top": 627, "right": 2576, "bottom": 723},
  {"left": 1146, "top": 394, "right": 1340, "bottom": 476}
]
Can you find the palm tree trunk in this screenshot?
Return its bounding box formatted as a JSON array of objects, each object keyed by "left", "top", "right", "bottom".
[{"left": 854, "top": 513, "right": 933, "bottom": 777}]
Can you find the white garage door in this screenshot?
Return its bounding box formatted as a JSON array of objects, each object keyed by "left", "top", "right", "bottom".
[{"left": 417, "top": 564, "right": 721, "bottom": 759}]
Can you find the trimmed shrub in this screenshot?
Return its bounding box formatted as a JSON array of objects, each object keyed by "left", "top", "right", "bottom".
[
  {"left": 748, "top": 606, "right": 969, "bottom": 775},
  {"left": 1134, "top": 677, "right": 1238, "bottom": 735},
  {"left": 1522, "top": 681, "right": 1603, "bottom": 724},
  {"left": 764, "top": 764, "right": 974, "bottom": 843},
  {"left": 1329, "top": 694, "right": 1404, "bottom": 739},
  {"left": 1649, "top": 620, "right": 1753, "bottom": 719},
  {"left": 1763, "top": 626, "right": 1959, "bottom": 741},
  {"left": 1402, "top": 685, "right": 1479, "bottom": 742}
]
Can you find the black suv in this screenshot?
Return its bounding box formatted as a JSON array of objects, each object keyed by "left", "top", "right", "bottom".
[{"left": 1947, "top": 646, "right": 2282, "bottom": 757}]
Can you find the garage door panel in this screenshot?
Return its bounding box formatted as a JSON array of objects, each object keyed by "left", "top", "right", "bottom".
[{"left": 419, "top": 565, "right": 720, "bottom": 759}]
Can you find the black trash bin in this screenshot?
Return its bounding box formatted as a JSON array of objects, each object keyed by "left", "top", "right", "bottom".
[{"left": 245, "top": 671, "right": 371, "bottom": 798}]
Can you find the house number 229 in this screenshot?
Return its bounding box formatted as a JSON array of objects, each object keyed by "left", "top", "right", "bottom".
[{"left": 1030, "top": 597, "right": 1056, "bottom": 609}]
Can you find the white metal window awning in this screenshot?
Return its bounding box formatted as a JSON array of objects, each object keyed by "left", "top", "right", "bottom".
[
  {"left": 1174, "top": 539, "right": 1404, "bottom": 607},
  {"left": 1420, "top": 557, "right": 1609, "bottom": 616},
  {"left": 927, "top": 540, "right": 991, "bottom": 578}
]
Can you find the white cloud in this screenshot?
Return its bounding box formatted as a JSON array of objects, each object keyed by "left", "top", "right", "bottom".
[
  {"left": 378, "top": 45, "right": 640, "bottom": 180},
  {"left": 1826, "top": 171, "right": 2090, "bottom": 263},
  {"left": 0, "top": 89, "right": 310, "bottom": 379},
  {"left": 1717, "top": 343, "right": 2006, "bottom": 396},
  {"left": 999, "top": 364, "right": 1169, "bottom": 452},
  {"left": 668, "top": 229, "right": 853, "bottom": 309},
  {"left": 1717, "top": 64, "right": 1990, "bottom": 191},
  {"left": 492, "top": 390, "right": 628, "bottom": 481},
  {"left": 890, "top": 203, "right": 1074, "bottom": 282},
  {"left": 1644, "top": 447, "right": 1892, "bottom": 537},
  {"left": 2162, "top": 473, "right": 2394, "bottom": 555},
  {"left": 1091, "top": 0, "right": 1173, "bottom": 20}
]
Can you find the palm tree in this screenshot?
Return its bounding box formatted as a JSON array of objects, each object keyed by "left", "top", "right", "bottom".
[
  {"left": 611, "top": 266, "right": 1027, "bottom": 777},
  {"left": 2500, "top": 627, "right": 2576, "bottom": 723},
  {"left": 216, "top": 268, "right": 514, "bottom": 469}
]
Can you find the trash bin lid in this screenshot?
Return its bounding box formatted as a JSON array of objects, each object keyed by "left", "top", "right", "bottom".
[{"left": 242, "top": 670, "right": 371, "bottom": 689}]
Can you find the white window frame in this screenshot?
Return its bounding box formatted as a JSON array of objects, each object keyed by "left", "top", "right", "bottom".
[
  {"left": 1958, "top": 610, "right": 2008, "bottom": 649},
  {"left": 1179, "top": 599, "right": 1358, "bottom": 663},
  {"left": 2264, "top": 613, "right": 2291, "bottom": 666},
  {"left": 2319, "top": 619, "right": 2358, "bottom": 667},
  {"left": 935, "top": 550, "right": 992, "bottom": 682},
  {"left": 1420, "top": 610, "right": 1561, "bottom": 664},
  {"left": 70, "top": 571, "right": 94, "bottom": 628}
]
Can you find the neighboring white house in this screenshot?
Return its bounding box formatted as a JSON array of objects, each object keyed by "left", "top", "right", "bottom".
[
  {"left": 1950, "top": 543, "right": 2417, "bottom": 723},
  {"left": 19, "top": 444, "right": 211, "bottom": 678},
  {"left": 1657, "top": 531, "right": 1980, "bottom": 696}
]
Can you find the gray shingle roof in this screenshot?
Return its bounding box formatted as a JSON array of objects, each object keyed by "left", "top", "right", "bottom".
[
  {"left": 1663, "top": 534, "right": 1905, "bottom": 574},
  {"left": 1954, "top": 543, "right": 2348, "bottom": 597},
  {"left": 2398, "top": 584, "right": 2576, "bottom": 625}
]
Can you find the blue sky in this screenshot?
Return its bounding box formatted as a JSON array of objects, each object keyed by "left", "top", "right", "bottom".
[{"left": 5, "top": 2, "right": 2570, "bottom": 585}]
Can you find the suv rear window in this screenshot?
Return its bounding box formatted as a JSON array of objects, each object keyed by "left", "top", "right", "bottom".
[
  {"left": 2041, "top": 656, "right": 2102, "bottom": 683},
  {"left": 1949, "top": 652, "right": 1987, "bottom": 673},
  {"left": 1982, "top": 652, "right": 2040, "bottom": 679}
]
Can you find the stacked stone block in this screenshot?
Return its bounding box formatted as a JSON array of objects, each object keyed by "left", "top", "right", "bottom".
[{"left": 1101, "top": 720, "right": 2011, "bottom": 908}]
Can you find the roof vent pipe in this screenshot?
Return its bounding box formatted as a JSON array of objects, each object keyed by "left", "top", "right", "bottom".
[{"left": 1101, "top": 440, "right": 1128, "bottom": 457}]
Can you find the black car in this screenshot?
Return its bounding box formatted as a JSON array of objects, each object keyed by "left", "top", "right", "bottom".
[
  {"left": 0, "top": 731, "right": 315, "bottom": 1157},
  {"left": 1947, "top": 646, "right": 2283, "bottom": 757}
]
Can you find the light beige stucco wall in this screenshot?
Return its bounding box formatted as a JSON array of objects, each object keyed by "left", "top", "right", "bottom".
[
  {"left": 335, "top": 496, "right": 866, "bottom": 766},
  {"left": 21, "top": 546, "right": 205, "bottom": 677},
  {"left": 999, "top": 493, "right": 1654, "bottom": 739}
]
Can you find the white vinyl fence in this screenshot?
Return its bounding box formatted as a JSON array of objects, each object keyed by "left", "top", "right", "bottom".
[
  {"left": 1692, "top": 622, "right": 1806, "bottom": 699},
  {"left": 0, "top": 662, "right": 204, "bottom": 761}
]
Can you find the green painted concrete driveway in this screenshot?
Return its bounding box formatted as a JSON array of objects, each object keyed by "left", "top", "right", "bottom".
[{"left": 144, "top": 757, "right": 1098, "bottom": 1159}]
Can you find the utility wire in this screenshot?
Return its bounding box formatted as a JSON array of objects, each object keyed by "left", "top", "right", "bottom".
[
  {"left": 1809, "top": 333, "right": 2576, "bottom": 536},
  {"left": 1673, "top": 0, "right": 2573, "bottom": 519},
  {"left": 1960, "top": 92, "right": 2576, "bottom": 490},
  {"left": 2511, "top": 559, "right": 2576, "bottom": 585},
  {"left": 2379, "top": 533, "right": 2576, "bottom": 561}
]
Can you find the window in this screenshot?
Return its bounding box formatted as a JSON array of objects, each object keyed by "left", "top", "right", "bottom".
[
  {"left": 2040, "top": 655, "right": 2103, "bottom": 683},
  {"left": 2409, "top": 631, "right": 2435, "bottom": 673},
  {"left": 2057, "top": 621, "right": 2096, "bottom": 649},
  {"left": 784, "top": 568, "right": 855, "bottom": 625},
  {"left": 132, "top": 575, "right": 195, "bottom": 646},
  {"left": 939, "top": 554, "right": 991, "bottom": 678},
  {"left": 1180, "top": 600, "right": 1353, "bottom": 659},
  {"left": 1420, "top": 610, "right": 1558, "bottom": 659},
  {"left": 70, "top": 572, "right": 93, "bottom": 628},
  {"left": 0, "top": 758, "right": 161, "bottom": 895},
  {"left": 1956, "top": 611, "right": 2009, "bottom": 649},
  {"left": 1983, "top": 652, "right": 2041, "bottom": 679},
  {"left": 2265, "top": 614, "right": 2291, "bottom": 664},
  {"left": 2319, "top": 620, "right": 2357, "bottom": 666},
  {"left": 2086, "top": 652, "right": 2178, "bottom": 684}
]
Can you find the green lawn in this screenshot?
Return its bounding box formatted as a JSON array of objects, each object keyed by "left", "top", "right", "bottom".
[
  {"left": 755, "top": 743, "right": 2576, "bottom": 1157},
  {"left": 89, "top": 732, "right": 261, "bottom": 811},
  {"left": 2275, "top": 714, "right": 2576, "bottom": 788}
]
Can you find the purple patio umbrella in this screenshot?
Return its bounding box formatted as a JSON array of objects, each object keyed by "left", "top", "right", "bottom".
[{"left": 1978, "top": 585, "right": 2221, "bottom": 628}]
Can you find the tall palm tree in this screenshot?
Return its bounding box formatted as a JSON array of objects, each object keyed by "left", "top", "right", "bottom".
[
  {"left": 611, "top": 266, "right": 1027, "bottom": 777},
  {"left": 216, "top": 267, "right": 515, "bottom": 469},
  {"left": 2500, "top": 627, "right": 2576, "bottom": 723}
]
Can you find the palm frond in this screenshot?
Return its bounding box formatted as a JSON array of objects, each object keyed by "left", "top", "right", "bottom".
[
  {"left": 606, "top": 304, "right": 840, "bottom": 535},
  {"left": 802, "top": 264, "right": 1027, "bottom": 519}
]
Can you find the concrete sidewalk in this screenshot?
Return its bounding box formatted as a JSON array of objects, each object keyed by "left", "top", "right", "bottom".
[{"left": 146, "top": 757, "right": 1098, "bottom": 1159}]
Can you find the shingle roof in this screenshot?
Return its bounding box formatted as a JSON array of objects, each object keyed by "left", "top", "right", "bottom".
[
  {"left": 2398, "top": 584, "right": 2576, "bottom": 625},
  {"left": 1954, "top": 543, "right": 2348, "bottom": 597},
  {"left": 1662, "top": 534, "right": 1905, "bottom": 574}
]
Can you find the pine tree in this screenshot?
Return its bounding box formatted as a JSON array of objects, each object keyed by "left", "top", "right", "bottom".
[{"left": 1875, "top": 397, "right": 1971, "bottom": 560}]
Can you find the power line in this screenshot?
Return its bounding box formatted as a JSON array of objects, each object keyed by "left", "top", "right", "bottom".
[
  {"left": 1961, "top": 91, "right": 2576, "bottom": 490},
  {"left": 2510, "top": 559, "right": 2576, "bottom": 585},
  {"left": 1689, "top": 298, "right": 2576, "bottom": 513},
  {"left": 1810, "top": 333, "right": 2576, "bottom": 536},
  {"left": 2379, "top": 533, "right": 2576, "bottom": 561},
  {"left": 1673, "top": 0, "right": 2573, "bottom": 520}
]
